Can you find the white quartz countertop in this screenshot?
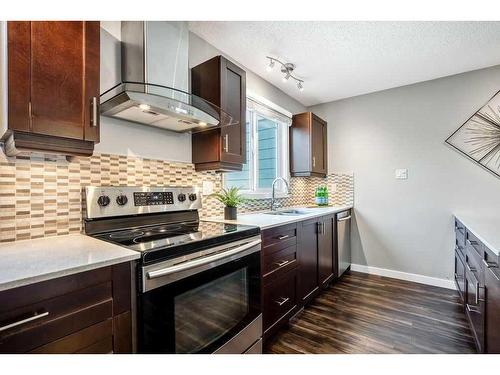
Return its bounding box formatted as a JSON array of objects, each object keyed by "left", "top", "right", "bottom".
[
  {"left": 204, "top": 205, "right": 353, "bottom": 230},
  {"left": 0, "top": 234, "right": 140, "bottom": 292},
  {"left": 454, "top": 212, "right": 500, "bottom": 257}
]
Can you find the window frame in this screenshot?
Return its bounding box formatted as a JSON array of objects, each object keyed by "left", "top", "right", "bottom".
[{"left": 223, "top": 104, "right": 290, "bottom": 200}]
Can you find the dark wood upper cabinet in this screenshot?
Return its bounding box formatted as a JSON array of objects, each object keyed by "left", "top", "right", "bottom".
[
  {"left": 191, "top": 55, "right": 246, "bottom": 172},
  {"left": 4, "top": 21, "right": 100, "bottom": 156},
  {"left": 290, "top": 112, "right": 328, "bottom": 177}
]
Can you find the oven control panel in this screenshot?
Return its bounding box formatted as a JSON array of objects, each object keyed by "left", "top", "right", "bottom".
[
  {"left": 134, "top": 192, "right": 174, "bottom": 206},
  {"left": 85, "top": 186, "right": 202, "bottom": 219}
]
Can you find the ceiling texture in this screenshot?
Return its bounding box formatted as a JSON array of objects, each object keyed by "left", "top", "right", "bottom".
[{"left": 188, "top": 21, "right": 500, "bottom": 106}]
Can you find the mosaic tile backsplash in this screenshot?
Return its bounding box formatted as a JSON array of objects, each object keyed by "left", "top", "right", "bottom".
[{"left": 0, "top": 152, "right": 353, "bottom": 243}]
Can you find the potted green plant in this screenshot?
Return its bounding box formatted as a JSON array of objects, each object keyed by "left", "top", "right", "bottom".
[{"left": 212, "top": 187, "right": 247, "bottom": 220}]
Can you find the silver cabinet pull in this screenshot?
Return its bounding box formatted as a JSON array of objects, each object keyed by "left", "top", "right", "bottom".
[
  {"left": 482, "top": 258, "right": 498, "bottom": 269},
  {"left": 277, "top": 235, "right": 289, "bottom": 240},
  {"left": 274, "top": 260, "right": 290, "bottom": 268},
  {"left": 0, "top": 311, "right": 49, "bottom": 332},
  {"left": 147, "top": 239, "right": 261, "bottom": 279},
  {"left": 466, "top": 304, "right": 480, "bottom": 314},
  {"left": 337, "top": 216, "right": 351, "bottom": 222},
  {"left": 275, "top": 297, "right": 289, "bottom": 307},
  {"left": 465, "top": 262, "right": 476, "bottom": 273},
  {"left": 91, "top": 97, "right": 99, "bottom": 127},
  {"left": 222, "top": 134, "right": 229, "bottom": 152}
]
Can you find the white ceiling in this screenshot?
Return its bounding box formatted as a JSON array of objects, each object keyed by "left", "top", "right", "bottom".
[{"left": 188, "top": 21, "right": 500, "bottom": 106}]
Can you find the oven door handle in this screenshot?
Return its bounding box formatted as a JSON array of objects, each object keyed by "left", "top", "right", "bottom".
[{"left": 146, "top": 239, "right": 262, "bottom": 280}]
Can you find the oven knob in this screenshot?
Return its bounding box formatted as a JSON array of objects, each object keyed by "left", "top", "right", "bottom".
[
  {"left": 188, "top": 193, "right": 197, "bottom": 202},
  {"left": 178, "top": 193, "right": 186, "bottom": 202},
  {"left": 116, "top": 194, "right": 128, "bottom": 206},
  {"left": 97, "top": 195, "right": 111, "bottom": 207}
]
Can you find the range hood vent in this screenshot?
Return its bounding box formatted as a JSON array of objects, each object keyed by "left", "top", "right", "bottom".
[{"left": 100, "top": 22, "right": 235, "bottom": 132}]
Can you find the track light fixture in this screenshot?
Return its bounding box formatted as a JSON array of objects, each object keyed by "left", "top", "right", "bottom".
[{"left": 266, "top": 56, "right": 304, "bottom": 92}]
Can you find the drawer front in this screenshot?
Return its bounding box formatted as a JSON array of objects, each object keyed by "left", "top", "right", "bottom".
[
  {"left": 262, "top": 244, "right": 298, "bottom": 281},
  {"left": 30, "top": 318, "right": 113, "bottom": 354},
  {"left": 262, "top": 223, "right": 297, "bottom": 255},
  {"left": 454, "top": 249, "right": 466, "bottom": 301},
  {"left": 0, "top": 266, "right": 112, "bottom": 314},
  {"left": 466, "top": 230, "right": 484, "bottom": 257},
  {"left": 0, "top": 297, "right": 113, "bottom": 353},
  {"left": 0, "top": 268, "right": 114, "bottom": 354},
  {"left": 465, "top": 239, "right": 484, "bottom": 285},
  {"left": 455, "top": 222, "right": 466, "bottom": 257},
  {"left": 263, "top": 267, "right": 297, "bottom": 332}
]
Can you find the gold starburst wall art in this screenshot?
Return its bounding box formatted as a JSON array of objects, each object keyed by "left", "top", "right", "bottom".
[{"left": 446, "top": 90, "right": 500, "bottom": 178}]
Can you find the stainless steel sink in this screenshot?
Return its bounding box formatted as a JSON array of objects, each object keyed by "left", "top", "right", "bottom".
[{"left": 264, "top": 209, "right": 310, "bottom": 216}]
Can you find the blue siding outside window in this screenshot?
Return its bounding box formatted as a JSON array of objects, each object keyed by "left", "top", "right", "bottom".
[
  {"left": 224, "top": 107, "right": 288, "bottom": 194},
  {"left": 257, "top": 117, "right": 277, "bottom": 189}
]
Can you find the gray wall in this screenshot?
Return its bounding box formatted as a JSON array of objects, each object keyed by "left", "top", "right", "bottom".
[
  {"left": 309, "top": 65, "right": 500, "bottom": 281},
  {"left": 96, "top": 22, "right": 306, "bottom": 162}
]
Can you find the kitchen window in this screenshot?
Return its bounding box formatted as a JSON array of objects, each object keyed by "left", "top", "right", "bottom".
[{"left": 224, "top": 96, "right": 292, "bottom": 198}]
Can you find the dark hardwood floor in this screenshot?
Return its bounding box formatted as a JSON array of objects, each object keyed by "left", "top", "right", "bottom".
[{"left": 265, "top": 271, "right": 477, "bottom": 354}]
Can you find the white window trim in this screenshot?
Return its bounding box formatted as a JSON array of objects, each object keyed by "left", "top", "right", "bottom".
[{"left": 223, "top": 97, "right": 291, "bottom": 200}]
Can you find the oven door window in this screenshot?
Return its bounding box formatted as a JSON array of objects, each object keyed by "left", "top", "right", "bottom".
[
  {"left": 139, "top": 251, "right": 260, "bottom": 353},
  {"left": 175, "top": 268, "right": 248, "bottom": 353}
]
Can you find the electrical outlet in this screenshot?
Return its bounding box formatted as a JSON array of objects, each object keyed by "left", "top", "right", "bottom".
[
  {"left": 202, "top": 181, "right": 214, "bottom": 195},
  {"left": 330, "top": 183, "right": 338, "bottom": 192},
  {"left": 395, "top": 168, "right": 408, "bottom": 180}
]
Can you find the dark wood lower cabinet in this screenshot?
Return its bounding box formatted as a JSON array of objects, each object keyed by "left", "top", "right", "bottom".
[
  {"left": 298, "top": 219, "right": 320, "bottom": 304},
  {"left": 0, "top": 262, "right": 134, "bottom": 354},
  {"left": 318, "top": 215, "right": 335, "bottom": 288},
  {"left": 454, "top": 217, "right": 500, "bottom": 354},
  {"left": 262, "top": 213, "right": 339, "bottom": 342},
  {"left": 485, "top": 266, "right": 500, "bottom": 353}
]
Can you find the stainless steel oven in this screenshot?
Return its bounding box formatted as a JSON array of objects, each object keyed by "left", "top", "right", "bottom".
[{"left": 138, "top": 236, "right": 262, "bottom": 354}]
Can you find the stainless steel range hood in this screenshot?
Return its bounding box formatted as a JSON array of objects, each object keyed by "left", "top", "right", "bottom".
[{"left": 100, "top": 21, "right": 233, "bottom": 133}]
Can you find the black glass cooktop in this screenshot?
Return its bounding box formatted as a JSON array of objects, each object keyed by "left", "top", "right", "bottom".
[{"left": 93, "top": 220, "right": 260, "bottom": 264}]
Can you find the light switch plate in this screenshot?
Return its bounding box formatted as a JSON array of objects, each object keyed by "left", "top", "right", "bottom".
[
  {"left": 202, "top": 181, "right": 214, "bottom": 195},
  {"left": 395, "top": 168, "right": 408, "bottom": 180}
]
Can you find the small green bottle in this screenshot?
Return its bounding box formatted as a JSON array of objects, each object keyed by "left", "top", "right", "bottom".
[{"left": 324, "top": 185, "right": 329, "bottom": 206}]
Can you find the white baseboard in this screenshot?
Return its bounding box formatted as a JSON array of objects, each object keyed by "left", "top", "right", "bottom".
[{"left": 350, "top": 264, "right": 456, "bottom": 290}]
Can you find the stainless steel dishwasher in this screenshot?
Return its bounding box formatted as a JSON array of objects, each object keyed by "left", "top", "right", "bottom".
[{"left": 336, "top": 210, "right": 351, "bottom": 277}]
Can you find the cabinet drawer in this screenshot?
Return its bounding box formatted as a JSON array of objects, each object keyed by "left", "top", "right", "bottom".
[
  {"left": 30, "top": 318, "right": 113, "bottom": 354},
  {"left": 0, "top": 292, "right": 113, "bottom": 353},
  {"left": 262, "top": 223, "right": 297, "bottom": 255},
  {"left": 0, "top": 267, "right": 114, "bottom": 354},
  {"left": 262, "top": 244, "right": 298, "bottom": 281},
  {"left": 465, "top": 239, "right": 484, "bottom": 284},
  {"left": 466, "top": 230, "right": 484, "bottom": 257},
  {"left": 455, "top": 219, "right": 466, "bottom": 255},
  {"left": 263, "top": 267, "right": 297, "bottom": 333}
]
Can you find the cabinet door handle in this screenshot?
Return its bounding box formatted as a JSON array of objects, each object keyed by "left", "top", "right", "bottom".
[
  {"left": 275, "top": 297, "right": 290, "bottom": 306},
  {"left": 91, "top": 97, "right": 99, "bottom": 127},
  {"left": 312, "top": 156, "right": 316, "bottom": 168},
  {"left": 277, "top": 235, "right": 289, "bottom": 240},
  {"left": 466, "top": 304, "right": 480, "bottom": 314},
  {"left": 274, "top": 260, "right": 290, "bottom": 268},
  {"left": 465, "top": 262, "right": 476, "bottom": 273},
  {"left": 482, "top": 258, "right": 498, "bottom": 269},
  {"left": 0, "top": 311, "right": 49, "bottom": 332},
  {"left": 222, "top": 134, "right": 229, "bottom": 152}
]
